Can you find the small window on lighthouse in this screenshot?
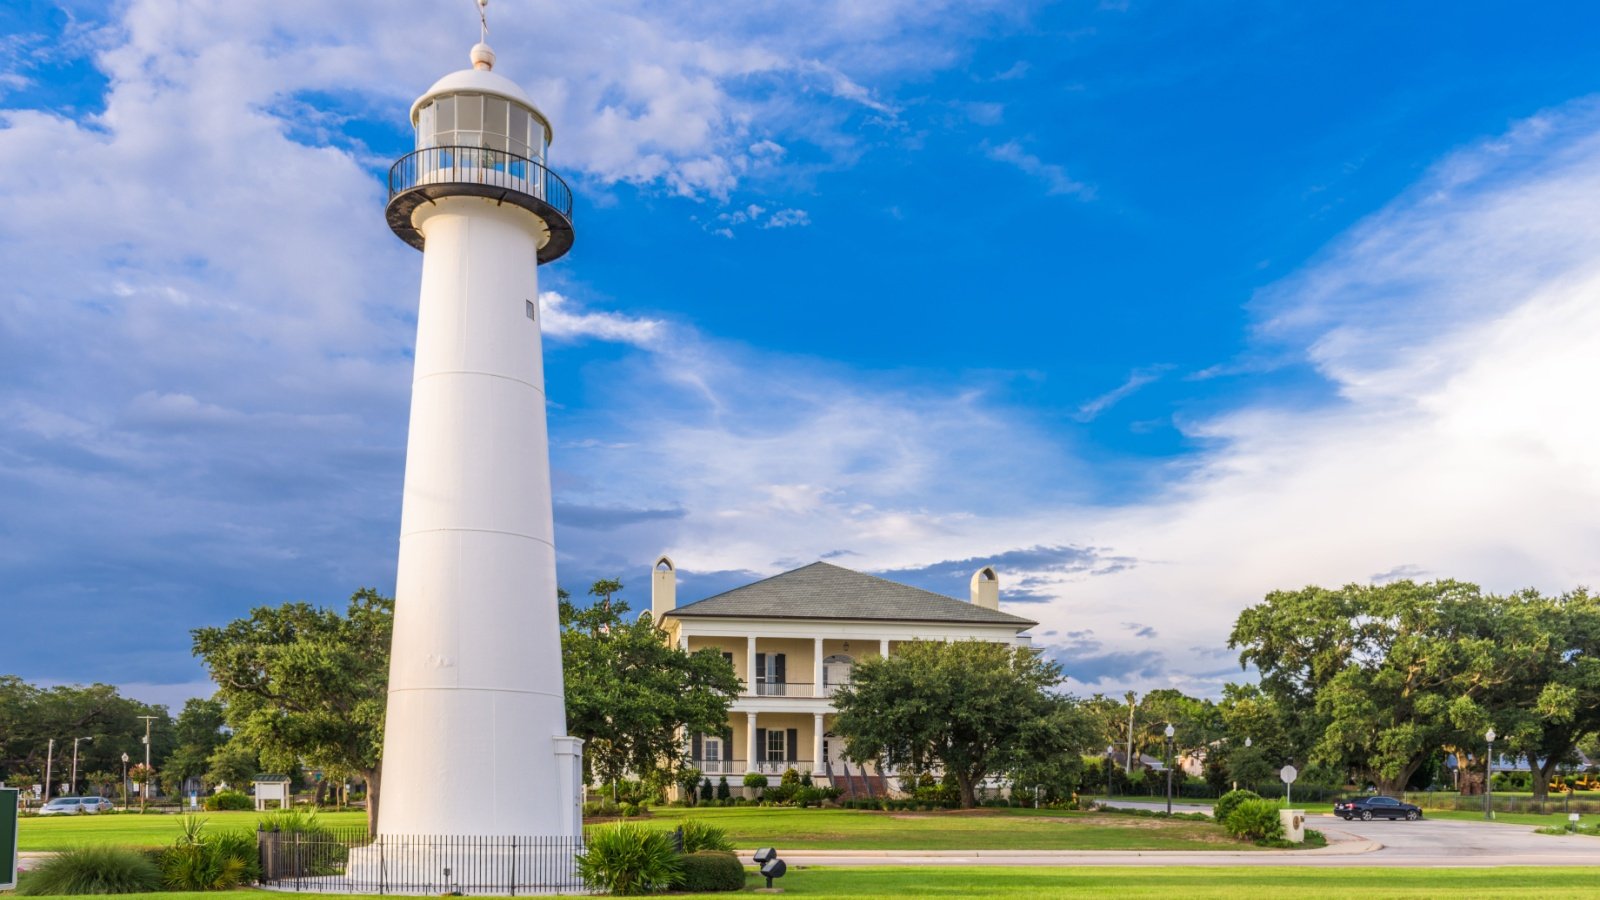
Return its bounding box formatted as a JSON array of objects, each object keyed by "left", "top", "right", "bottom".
[{"left": 525, "top": 299, "right": 536, "bottom": 320}]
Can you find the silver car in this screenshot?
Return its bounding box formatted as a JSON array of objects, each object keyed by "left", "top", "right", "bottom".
[{"left": 38, "top": 796, "right": 114, "bottom": 815}]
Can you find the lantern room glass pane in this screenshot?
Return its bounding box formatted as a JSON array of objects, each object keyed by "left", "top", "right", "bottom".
[
  {"left": 457, "top": 93, "right": 482, "bottom": 131},
  {"left": 509, "top": 107, "right": 529, "bottom": 155},
  {"left": 435, "top": 96, "right": 455, "bottom": 133},
  {"left": 416, "top": 103, "right": 435, "bottom": 150},
  {"left": 485, "top": 96, "right": 508, "bottom": 136}
]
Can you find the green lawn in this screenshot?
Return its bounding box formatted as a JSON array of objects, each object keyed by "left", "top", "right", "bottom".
[
  {"left": 19, "top": 806, "right": 1251, "bottom": 853},
  {"left": 15, "top": 811, "right": 368, "bottom": 851},
  {"left": 11, "top": 866, "right": 1600, "bottom": 898},
  {"left": 614, "top": 806, "right": 1259, "bottom": 851}
]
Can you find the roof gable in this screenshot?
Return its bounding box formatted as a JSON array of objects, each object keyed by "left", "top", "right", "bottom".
[{"left": 665, "top": 561, "right": 1036, "bottom": 628}]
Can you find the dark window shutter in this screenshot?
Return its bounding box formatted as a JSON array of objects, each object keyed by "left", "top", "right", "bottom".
[
  {"left": 692, "top": 733, "right": 703, "bottom": 760},
  {"left": 722, "top": 725, "right": 733, "bottom": 747},
  {"left": 722, "top": 651, "right": 734, "bottom": 666},
  {"left": 787, "top": 728, "right": 798, "bottom": 762},
  {"left": 756, "top": 728, "right": 768, "bottom": 761},
  {"left": 775, "top": 654, "right": 786, "bottom": 683},
  {"left": 756, "top": 653, "right": 767, "bottom": 683}
]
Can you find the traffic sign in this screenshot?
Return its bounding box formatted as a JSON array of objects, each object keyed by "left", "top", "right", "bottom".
[{"left": 1280, "top": 765, "right": 1298, "bottom": 784}]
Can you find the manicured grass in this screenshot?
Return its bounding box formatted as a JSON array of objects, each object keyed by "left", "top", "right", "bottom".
[
  {"left": 16, "top": 810, "right": 368, "bottom": 851},
  {"left": 609, "top": 805, "right": 1260, "bottom": 851},
  {"left": 13, "top": 866, "right": 1600, "bottom": 898}
]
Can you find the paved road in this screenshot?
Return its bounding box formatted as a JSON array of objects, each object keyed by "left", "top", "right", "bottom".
[{"left": 743, "top": 802, "right": 1600, "bottom": 868}]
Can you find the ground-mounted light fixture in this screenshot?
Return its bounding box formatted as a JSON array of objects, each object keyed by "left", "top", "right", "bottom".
[{"left": 753, "top": 847, "right": 786, "bottom": 890}]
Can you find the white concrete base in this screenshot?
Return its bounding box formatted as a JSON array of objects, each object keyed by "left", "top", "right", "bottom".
[{"left": 1280, "top": 808, "right": 1307, "bottom": 843}]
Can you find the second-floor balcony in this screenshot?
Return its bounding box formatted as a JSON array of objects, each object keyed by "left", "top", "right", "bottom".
[{"left": 745, "top": 680, "right": 852, "bottom": 699}]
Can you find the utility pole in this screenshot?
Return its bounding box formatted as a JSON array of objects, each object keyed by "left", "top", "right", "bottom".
[
  {"left": 1124, "top": 691, "right": 1137, "bottom": 774},
  {"left": 137, "top": 715, "right": 158, "bottom": 812},
  {"left": 43, "top": 738, "right": 55, "bottom": 803}
]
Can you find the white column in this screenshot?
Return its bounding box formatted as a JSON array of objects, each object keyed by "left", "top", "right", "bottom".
[
  {"left": 812, "top": 713, "right": 824, "bottom": 773},
  {"left": 879, "top": 638, "right": 890, "bottom": 659},
  {"left": 679, "top": 634, "right": 688, "bottom": 651},
  {"left": 813, "top": 637, "right": 824, "bottom": 697},
  {"left": 745, "top": 712, "right": 758, "bottom": 773},
  {"left": 746, "top": 635, "right": 757, "bottom": 694}
]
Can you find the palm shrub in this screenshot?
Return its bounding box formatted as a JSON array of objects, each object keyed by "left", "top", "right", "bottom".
[
  {"left": 575, "top": 822, "right": 683, "bottom": 895},
  {"left": 678, "top": 820, "right": 733, "bottom": 853},
  {"left": 159, "top": 814, "right": 260, "bottom": 890},
  {"left": 257, "top": 808, "right": 346, "bottom": 877},
  {"left": 19, "top": 846, "right": 163, "bottom": 895},
  {"left": 674, "top": 851, "right": 745, "bottom": 892},
  {"left": 1222, "top": 798, "right": 1285, "bottom": 843},
  {"left": 1213, "top": 789, "right": 1260, "bottom": 825}
]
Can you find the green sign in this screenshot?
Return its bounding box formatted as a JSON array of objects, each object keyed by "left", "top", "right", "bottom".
[{"left": 1, "top": 787, "right": 17, "bottom": 891}]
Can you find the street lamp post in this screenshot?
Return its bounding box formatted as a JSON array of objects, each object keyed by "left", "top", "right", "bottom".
[
  {"left": 121, "top": 753, "right": 130, "bottom": 809},
  {"left": 43, "top": 738, "right": 55, "bottom": 803},
  {"left": 137, "top": 715, "right": 157, "bottom": 813},
  {"left": 1164, "top": 723, "right": 1176, "bottom": 815},
  {"left": 71, "top": 736, "right": 92, "bottom": 797},
  {"left": 1484, "top": 728, "right": 1497, "bottom": 820}
]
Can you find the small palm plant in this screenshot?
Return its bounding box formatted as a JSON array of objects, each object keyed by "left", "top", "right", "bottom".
[{"left": 575, "top": 822, "right": 683, "bottom": 895}]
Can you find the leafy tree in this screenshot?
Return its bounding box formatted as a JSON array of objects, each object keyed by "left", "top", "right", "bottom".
[
  {"left": 192, "top": 589, "right": 391, "bottom": 834},
  {"left": 0, "top": 677, "right": 175, "bottom": 787},
  {"left": 205, "top": 741, "right": 260, "bottom": 791},
  {"left": 560, "top": 581, "right": 740, "bottom": 792},
  {"left": 831, "top": 639, "right": 1089, "bottom": 807}
]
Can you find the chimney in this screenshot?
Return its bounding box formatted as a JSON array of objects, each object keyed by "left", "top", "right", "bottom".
[
  {"left": 651, "top": 556, "right": 677, "bottom": 620},
  {"left": 970, "top": 566, "right": 999, "bottom": 610}
]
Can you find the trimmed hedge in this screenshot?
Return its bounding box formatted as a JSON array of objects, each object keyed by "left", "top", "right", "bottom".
[
  {"left": 675, "top": 851, "right": 744, "bottom": 892},
  {"left": 203, "top": 790, "right": 253, "bottom": 811}
]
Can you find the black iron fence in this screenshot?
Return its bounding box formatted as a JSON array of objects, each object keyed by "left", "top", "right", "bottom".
[
  {"left": 257, "top": 827, "right": 587, "bottom": 895},
  {"left": 387, "top": 145, "right": 574, "bottom": 219}
]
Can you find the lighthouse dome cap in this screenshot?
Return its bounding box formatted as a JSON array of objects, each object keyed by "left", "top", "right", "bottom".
[{"left": 409, "top": 46, "right": 553, "bottom": 143}]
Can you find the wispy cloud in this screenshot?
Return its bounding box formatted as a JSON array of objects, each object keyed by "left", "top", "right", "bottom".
[
  {"left": 984, "top": 140, "right": 1093, "bottom": 198},
  {"left": 1075, "top": 366, "right": 1168, "bottom": 421}
]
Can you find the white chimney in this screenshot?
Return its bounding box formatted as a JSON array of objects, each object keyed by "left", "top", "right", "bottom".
[
  {"left": 652, "top": 556, "right": 677, "bottom": 620},
  {"left": 970, "top": 566, "right": 999, "bottom": 610}
]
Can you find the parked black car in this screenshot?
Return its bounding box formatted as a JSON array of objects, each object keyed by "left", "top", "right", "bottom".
[{"left": 1335, "top": 796, "right": 1423, "bottom": 821}]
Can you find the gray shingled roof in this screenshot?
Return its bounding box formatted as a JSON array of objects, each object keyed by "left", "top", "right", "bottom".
[{"left": 664, "top": 561, "right": 1036, "bottom": 627}]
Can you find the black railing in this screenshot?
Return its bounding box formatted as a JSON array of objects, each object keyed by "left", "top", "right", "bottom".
[
  {"left": 257, "top": 827, "right": 586, "bottom": 895},
  {"left": 387, "top": 146, "right": 573, "bottom": 220}
]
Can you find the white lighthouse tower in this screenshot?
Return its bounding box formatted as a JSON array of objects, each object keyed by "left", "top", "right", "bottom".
[{"left": 377, "top": 17, "right": 581, "bottom": 842}]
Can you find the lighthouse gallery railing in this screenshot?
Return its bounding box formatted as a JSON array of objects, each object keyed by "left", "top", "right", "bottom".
[{"left": 387, "top": 146, "right": 573, "bottom": 220}]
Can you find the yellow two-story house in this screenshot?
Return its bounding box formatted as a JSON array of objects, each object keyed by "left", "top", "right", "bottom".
[{"left": 651, "top": 557, "right": 1036, "bottom": 794}]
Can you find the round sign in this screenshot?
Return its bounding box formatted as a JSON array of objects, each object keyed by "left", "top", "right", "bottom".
[{"left": 1280, "top": 765, "right": 1298, "bottom": 784}]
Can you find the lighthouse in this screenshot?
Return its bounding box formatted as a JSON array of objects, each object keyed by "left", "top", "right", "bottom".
[{"left": 377, "top": 25, "right": 581, "bottom": 840}]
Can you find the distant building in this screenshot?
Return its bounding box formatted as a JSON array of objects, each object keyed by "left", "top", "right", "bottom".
[{"left": 652, "top": 558, "right": 1036, "bottom": 795}]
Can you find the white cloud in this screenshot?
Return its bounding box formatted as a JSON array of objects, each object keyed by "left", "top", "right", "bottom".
[
  {"left": 540, "top": 291, "right": 665, "bottom": 348},
  {"left": 984, "top": 139, "right": 1093, "bottom": 198},
  {"left": 1075, "top": 366, "right": 1168, "bottom": 421}
]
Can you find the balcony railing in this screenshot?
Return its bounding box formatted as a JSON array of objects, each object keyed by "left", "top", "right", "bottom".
[
  {"left": 751, "top": 759, "right": 814, "bottom": 775},
  {"left": 690, "top": 759, "right": 745, "bottom": 776},
  {"left": 387, "top": 146, "right": 573, "bottom": 219},
  {"left": 751, "top": 681, "right": 815, "bottom": 698}
]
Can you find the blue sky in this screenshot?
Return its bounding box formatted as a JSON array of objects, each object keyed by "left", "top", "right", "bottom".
[{"left": 5, "top": 0, "right": 1600, "bottom": 710}]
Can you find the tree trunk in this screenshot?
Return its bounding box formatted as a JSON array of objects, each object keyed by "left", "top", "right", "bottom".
[
  {"left": 363, "top": 768, "right": 380, "bottom": 837},
  {"left": 1533, "top": 756, "right": 1561, "bottom": 803},
  {"left": 955, "top": 771, "right": 977, "bottom": 809}
]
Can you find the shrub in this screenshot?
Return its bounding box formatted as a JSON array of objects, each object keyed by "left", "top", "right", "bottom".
[
  {"left": 678, "top": 820, "right": 733, "bottom": 853},
  {"left": 620, "top": 803, "right": 642, "bottom": 817},
  {"left": 742, "top": 773, "right": 768, "bottom": 792},
  {"left": 19, "top": 846, "right": 163, "bottom": 895},
  {"left": 256, "top": 809, "right": 345, "bottom": 877},
  {"left": 159, "top": 815, "right": 261, "bottom": 890},
  {"left": 1213, "top": 789, "right": 1261, "bottom": 825},
  {"left": 716, "top": 776, "right": 731, "bottom": 800},
  {"left": 1223, "top": 798, "right": 1285, "bottom": 843},
  {"left": 203, "top": 790, "right": 253, "bottom": 812},
  {"left": 675, "top": 851, "right": 745, "bottom": 892},
  {"left": 575, "top": 822, "right": 683, "bottom": 895},
  {"left": 780, "top": 768, "right": 801, "bottom": 787}
]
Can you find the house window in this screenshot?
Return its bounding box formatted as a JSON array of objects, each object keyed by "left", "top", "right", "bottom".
[
  {"left": 703, "top": 736, "right": 722, "bottom": 762},
  {"left": 767, "top": 729, "right": 786, "bottom": 762},
  {"left": 755, "top": 652, "right": 786, "bottom": 694}
]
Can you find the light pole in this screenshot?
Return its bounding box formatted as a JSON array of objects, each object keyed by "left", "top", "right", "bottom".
[
  {"left": 1164, "top": 723, "right": 1176, "bottom": 815},
  {"left": 138, "top": 715, "right": 157, "bottom": 812},
  {"left": 121, "top": 753, "right": 130, "bottom": 809},
  {"left": 1484, "top": 728, "right": 1496, "bottom": 820},
  {"left": 43, "top": 737, "right": 55, "bottom": 803},
  {"left": 71, "top": 736, "right": 92, "bottom": 796}
]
